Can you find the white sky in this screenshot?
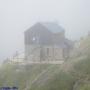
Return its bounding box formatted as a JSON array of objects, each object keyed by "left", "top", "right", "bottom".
[{"left": 0, "top": 0, "right": 90, "bottom": 60}]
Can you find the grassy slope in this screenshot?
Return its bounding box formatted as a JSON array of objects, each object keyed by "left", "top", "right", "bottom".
[
  {"left": 0, "top": 64, "right": 55, "bottom": 90},
  {"left": 0, "top": 63, "right": 75, "bottom": 90},
  {"left": 0, "top": 57, "right": 90, "bottom": 90},
  {"left": 72, "top": 57, "right": 90, "bottom": 90}
]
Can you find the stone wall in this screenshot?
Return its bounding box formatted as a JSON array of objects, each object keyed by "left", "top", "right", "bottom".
[{"left": 25, "top": 45, "right": 64, "bottom": 61}]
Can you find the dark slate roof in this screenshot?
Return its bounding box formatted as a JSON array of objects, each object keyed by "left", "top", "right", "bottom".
[{"left": 41, "top": 22, "right": 64, "bottom": 33}]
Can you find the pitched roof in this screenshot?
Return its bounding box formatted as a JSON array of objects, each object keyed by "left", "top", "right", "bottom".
[{"left": 41, "top": 22, "right": 64, "bottom": 33}]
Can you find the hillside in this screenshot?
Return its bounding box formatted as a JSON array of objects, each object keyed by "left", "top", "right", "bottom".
[
  {"left": 0, "top": 56, "right": 90, "bottom": 90},
  {"left": 0, "top": 36, "right": 90, "bottom": 90},
  {"left": 0, "top": 63, "right": 75, "bottom": 90}
]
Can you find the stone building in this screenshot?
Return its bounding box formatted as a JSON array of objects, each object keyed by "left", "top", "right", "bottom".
[{"left": 24, "top": 22, "right": 72, "bottom": 62}]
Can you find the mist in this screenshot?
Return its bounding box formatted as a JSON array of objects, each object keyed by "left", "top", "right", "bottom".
[{"left": 0, "top": 0, "right": 90, "bottom": 60}]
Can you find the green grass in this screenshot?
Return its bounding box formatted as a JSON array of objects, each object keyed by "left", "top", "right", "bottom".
[
  {"left": 70, "top": 57, "right": 90, "bottom": 90},
  {"left": 0, "top": 56, "right": 90, "bottom": 90},
  {"left": 0, "top": 63, "right": 76, "bottom": 90},
  {"left": 30, "top": 71, "right": 75, "bottom": 90},
  {"left": 0, "top": 63, "right": 55, "bottom": 90}
]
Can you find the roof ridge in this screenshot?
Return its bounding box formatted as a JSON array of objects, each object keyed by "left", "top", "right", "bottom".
[{"left": 41, "top": 22, "right": 64, "bottom": 33}]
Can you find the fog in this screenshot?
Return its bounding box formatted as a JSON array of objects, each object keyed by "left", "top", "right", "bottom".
[{"left": 0, "top": 0, "right": 90, "bottom": 60}]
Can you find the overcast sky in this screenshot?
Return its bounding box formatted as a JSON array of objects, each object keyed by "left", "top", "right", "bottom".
[{"left": 0, "top": 0, "right": 90, "bottom": 60}]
